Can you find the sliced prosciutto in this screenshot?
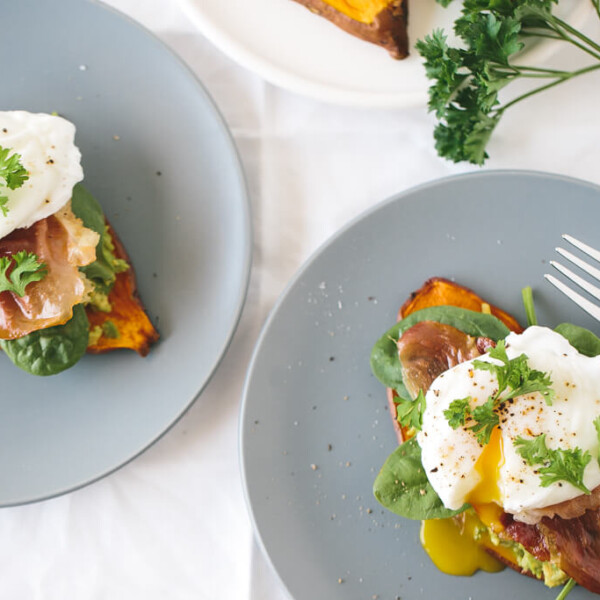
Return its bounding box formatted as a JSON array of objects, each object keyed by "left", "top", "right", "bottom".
[
  {"left": 502, "top": 509, "right": 600, "bottom": 593},
  {"left": 397, "top": 320, "right": 493, "bottom": 399},
  {"left": 0, "top": 202, "right": 98, "bottom": 339}
]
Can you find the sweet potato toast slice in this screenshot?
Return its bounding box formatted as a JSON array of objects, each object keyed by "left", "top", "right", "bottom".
[
  {"left": 400, "top": 277, "right": 523, "bottom": 333},
  {"left": 292, "top": 0, "right": 409, "bottom": 59},
  {"left": 86, "top": 224, "right": 159, "bottom": 356},
  {"left": 388, "top": 277, "right": 522, "bottom": 443}
]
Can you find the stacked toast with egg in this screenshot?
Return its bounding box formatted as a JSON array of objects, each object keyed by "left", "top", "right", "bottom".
[
  {"left": 0, "top": 110, "right": 158, "bottom": 375},
  {"left": 372, "top": 278, "right": 600, "bottom": 594}
]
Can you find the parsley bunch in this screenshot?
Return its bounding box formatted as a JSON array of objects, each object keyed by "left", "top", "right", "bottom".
[
  {"left": 0, "top": 146, "right": 28, "bottom": 217},
  {"left": 417, "top": 0, "right": 600, "bottom": 164}
]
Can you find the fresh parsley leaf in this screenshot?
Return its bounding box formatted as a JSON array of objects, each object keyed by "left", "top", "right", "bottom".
[
  {"left": 594, "top": 416, "right": 600, "bottom": 464},
  {"left": 514, "top": 433, "right": 550, "bottom": 464},
  {"left": 396, "top": 389, "right": 427, "bottom": 431},
  {"left": 444, "top": 397, "right": 472, "bottom": 429},
  {"left": 419, "top": 1, "right": 600, "bottom": 164},
  {"left": 0, "top": 146, "right": 29, "bottom": 190},
  {"left": 0, "top": 251, "right": 47, "bottom": 297},
  {"left": 514, "top": 433, "right": 591, "bottom": 494},
  {"left": 0, "top": 146, "right": 29, "bottom": 217},
  {"left": 473, "top": 340, "right": 555, "bottom": 406},
  {"left": 470, "top": 397, "right": 499, "bottom": 445},
  {"left": 538, "top": 447, "right": 591, "bottom": 494}
]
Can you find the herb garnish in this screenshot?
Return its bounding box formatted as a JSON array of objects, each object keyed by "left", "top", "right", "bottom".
[
  {"left": 0, "top": 146, "right": 29, "bottom": 216},
  {"left": 594, "top": 416, "right": 600, "bottom": 464},
  {"left": 474, "top": 341, "right": 555, "bottom": 407},
  {"left": 514, "top": 433, "right": 591, "bottom": 494},
  {"left": 396, "top": 389, "right": 427, "bottom": 431},
  {"left": 0, "top": 251, "right": 47, "bottom": 297},
  {"left": 444, "top": 340, "right": 554, "bottom": 444},
  {"left": 417, "top": 0, "right": 600, "bottom": 164},
  {"left": 469, "top": 397, "right": 500, "bottom": 445},
  {"left": 444, "top": 397, "right": 471, "bottom": 429}
]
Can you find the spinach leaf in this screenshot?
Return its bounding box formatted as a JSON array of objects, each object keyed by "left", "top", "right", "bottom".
[
  {"left": 71, "top": 183, "right": 105, "bottom": 236},
  {"left": 370, "top": 306, "right": 511, "bottom": 393},
  {"left": 1, "top": 304, "right": 89, "bottom": 376},
  {"left": 373, "top": 437, "right": 468, "bottom": 520},
  {"left": 71, "top": 184, "right": 128, "bottom": 295},
  {"left": 555, "top": 323, "right": 600, "bottom": 357}
]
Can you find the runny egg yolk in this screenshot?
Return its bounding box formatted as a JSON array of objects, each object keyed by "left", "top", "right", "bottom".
[
  {"left": 420, "top": 515, "right": 504, "bottom": 576},
  {"left": 468, "top": 426, "right": 506, "bottom": 533},
  {"left": 420, "top": 427, "right": 506, "bottom": 576}
]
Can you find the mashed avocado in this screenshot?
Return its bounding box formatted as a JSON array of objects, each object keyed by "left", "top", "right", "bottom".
[
  {"left": 486, "top": 526, "right": 568, "bottom": 588},
  {"left": 87, "top": 320, "right": 120, "bottom": 347}
]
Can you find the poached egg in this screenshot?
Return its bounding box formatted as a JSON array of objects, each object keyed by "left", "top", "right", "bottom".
[
  {"left": 418, "top": 326, "right": 600, "bottom": 521},
  {"left": 0, "top": 110, "right": 83, "bottom": 239}
]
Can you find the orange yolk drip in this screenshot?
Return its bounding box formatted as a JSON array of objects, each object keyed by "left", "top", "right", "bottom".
[
  {"left": 468, "top": 426, "right": 506, "bottom": 533},
  {"left": 420, "top": 427, "right": 507, "bottom": 576},
  {"left": 420, "top": 516, "right": 504, "bottom": 576},
  {"left": 321, "top": 0, "right": 390, "bottom": 24}
]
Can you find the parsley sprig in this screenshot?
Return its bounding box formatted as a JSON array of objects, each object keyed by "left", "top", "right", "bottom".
[
  {"left": 444, "top": 397, "right": 471, "bottom": 429},
  {"left": 443, "top": 340, "right": 554, "bottom": 444},
  {"left": 473, "top": 340, "right": 555, "bottom": 406},
  {"left": 417, "top": 0, "right": 600, "bottom": 164},
  {"left": 0, "top": 146, "right": 29, "bottom": 217},
  {"left": 0, "top": 251, "right": 48, "bottom": 297},
  {"left": 395, "top": 389, "right": 427, "bottom": 431},
  {"left": 594, "top": 416, "right": 600, "bottom": 460},
  {"left": 514, "top": 433, "right": 592, "bottom": 494}
]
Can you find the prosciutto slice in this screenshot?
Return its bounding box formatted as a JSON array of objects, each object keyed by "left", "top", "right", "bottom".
[
  {"left": 0, "top": 203, "right": 98, "bottom": 339},
  {"left": 502, "top": 509, "right": 600, "bottom": 593},
  {"left": 397, "top": 320, "right": 493, "bottom": 399}
]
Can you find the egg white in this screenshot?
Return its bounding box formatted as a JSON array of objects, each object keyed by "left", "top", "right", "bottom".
[
  {"left": 0, "top": 111, "right": 83, "bottom": 239},
  {"left": 417, "top": 326, "right": 600, "bottom": 515}
]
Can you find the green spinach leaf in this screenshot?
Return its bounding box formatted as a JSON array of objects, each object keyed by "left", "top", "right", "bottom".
[
  {"left": 71, "top": 184, "right": 128, "bottom": 296},
  {"left": 1, "top": 304, "right": 89, "bottom": 376},
  {"left": 370, "top": 305, "right": 511, "bottom": 393},
  {"left": 555, "top": 323, "right": 600, "bottom": 357},
  {"left": 373, "top": 437, "right": 468, "bottom": 520}
]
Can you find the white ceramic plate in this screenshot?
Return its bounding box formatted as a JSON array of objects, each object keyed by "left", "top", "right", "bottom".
[
  {"left": 178, "top": 0, "right": 589, "bottom": 108},
  {"left": 0, "top": 0, "right": 251, "bottom": 506},
  {"left": 241, "top": 171, "right": 600, "bottom": 599}
]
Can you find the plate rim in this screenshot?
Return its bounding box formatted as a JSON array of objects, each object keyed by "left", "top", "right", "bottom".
[
  {"left": 239, "top": 168, "right": 600, "bottom": 598},
  {"left": 1, "top": 0, "right": 253, "bottom": 507},
  {"left": 176, "top": 0, "right": 593, "bottom": 109},
  {"left": 177, "top": 0, "right": 424, "bottom": 109}
]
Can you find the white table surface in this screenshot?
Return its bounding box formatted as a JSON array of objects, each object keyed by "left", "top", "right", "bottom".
[{"left": 4, "top": 1, "right": 600, "bottom": 599}]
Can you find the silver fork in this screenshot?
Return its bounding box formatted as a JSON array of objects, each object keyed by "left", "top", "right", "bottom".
[{"left": 545, "top": 234, "right": 600, "bottom": 321}]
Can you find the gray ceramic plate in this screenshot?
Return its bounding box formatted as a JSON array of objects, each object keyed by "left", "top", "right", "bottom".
[
  {"left": 0, "top": 0, "right": 251, "bottom": 505},
  {"left": 241, "top": 171, "right": 600, "bottom": 600}
]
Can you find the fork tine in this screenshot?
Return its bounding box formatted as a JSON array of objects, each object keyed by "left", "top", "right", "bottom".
[
  {"left": 555, "top": 247, "right": 600, "bottom": 283},
  {"left": 563, "top": 234, "right": 600, "bottom": 263},
  {"left": 550, "top": 260, "right": 600, "bottom": 302},
  {"left": 544, "top": 274, "right": 600, "bottom": 322}
]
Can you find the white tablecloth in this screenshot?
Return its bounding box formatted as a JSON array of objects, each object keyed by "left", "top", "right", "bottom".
[{"left": 4, "top": 1, "right": 600, "bottom": 598}]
